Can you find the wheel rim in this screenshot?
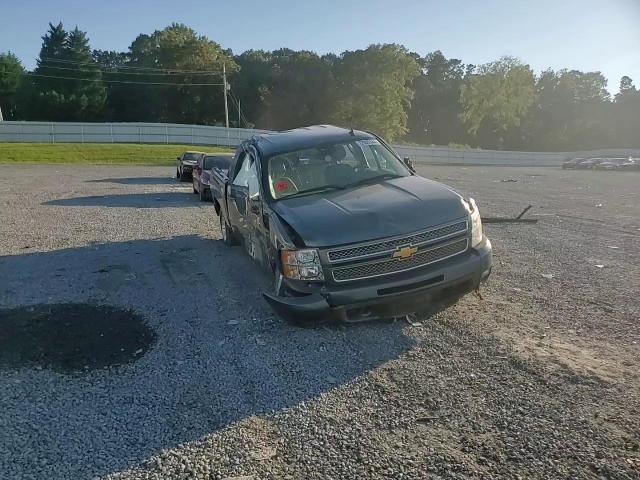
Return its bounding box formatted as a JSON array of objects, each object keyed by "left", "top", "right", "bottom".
[{"left": 221, "top": 218, "right": 227, "bottom": 240}]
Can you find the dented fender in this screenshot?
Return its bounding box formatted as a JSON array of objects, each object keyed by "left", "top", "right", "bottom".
[{"left": 264, "top": 209, "right": 298, "bottom": 273}]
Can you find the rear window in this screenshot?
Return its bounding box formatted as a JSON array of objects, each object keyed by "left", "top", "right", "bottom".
[
  {"left": 203, "top": 156, "right": 231, "bottom": 170},
  {"left": 183, "top": 153, "right": 201, "bottom": 161}
]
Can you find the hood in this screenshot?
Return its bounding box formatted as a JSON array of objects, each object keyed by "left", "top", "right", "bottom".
[{"left": 270, "top": 176, "right": 468, "bottom": 248}]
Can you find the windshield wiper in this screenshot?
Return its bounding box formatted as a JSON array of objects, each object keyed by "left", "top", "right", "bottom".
[
  {"left": 284, "top": 184, "right": 346, "bottom": 199},
  {"left": 281, "top": 174, "right": 403, "bottom": 200},
  {"left": 348, "top": 173, "right": 405, "bottom": 188}
]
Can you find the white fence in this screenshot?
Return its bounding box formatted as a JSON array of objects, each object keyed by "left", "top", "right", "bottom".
[
  {"left": 393, "top": 145, "right": 640, "bottom": 166},
  {"left": 0, "top": 121, "right": 269, "bottom": 148},
  {"left": 2, "top": 121, "right": 637, "bottom": 166},
  {"left": 393, "top": 144, "right": 566, "bottom": 166}
]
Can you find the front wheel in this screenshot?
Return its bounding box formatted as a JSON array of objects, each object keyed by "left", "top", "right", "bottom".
[{"left": 220, "top": 215, "right": 237, "bottom": 246}]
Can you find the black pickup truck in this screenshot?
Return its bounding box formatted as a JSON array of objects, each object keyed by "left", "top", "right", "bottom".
[{"left": 211, "top": 125, "right": 492, "bottom": 323}]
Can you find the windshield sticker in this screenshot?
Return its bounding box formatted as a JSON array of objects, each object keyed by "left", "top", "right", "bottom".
[
  {"left": 356, "top": 139, "right": 381, "bottom": 147},
  {"left": 276, "top": 181, "right": 290, "bottom": 191}
]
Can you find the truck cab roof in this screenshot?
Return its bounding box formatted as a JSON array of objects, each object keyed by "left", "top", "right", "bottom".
[{"left": 251, "top": 125, "right": 375, "bottom": 157}]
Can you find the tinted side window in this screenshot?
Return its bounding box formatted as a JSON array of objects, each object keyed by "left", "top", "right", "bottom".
[{"left": 205, "top": 156, "right": 232, "bottom": 170}]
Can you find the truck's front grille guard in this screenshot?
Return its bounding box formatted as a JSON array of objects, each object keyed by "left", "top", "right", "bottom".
[
  {"left": 331, "top": 238, "right": 469, "bottom": 283},
  {"left": 327, "top": 220, "right": 468, "bottom": 264}
]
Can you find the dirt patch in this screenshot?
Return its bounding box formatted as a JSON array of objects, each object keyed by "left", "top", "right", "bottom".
[{"left": 0, "top": 303, "right": 156, "bottom": 373}]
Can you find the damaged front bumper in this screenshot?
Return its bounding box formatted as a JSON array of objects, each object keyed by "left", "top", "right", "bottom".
[{"left": 264, "top": 238, "right": 492, "bottom": 323}]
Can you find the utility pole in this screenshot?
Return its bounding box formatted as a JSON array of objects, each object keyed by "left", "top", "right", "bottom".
[
  {"left": 223, "top": 62, "right": 230, "bottom": 129},
  {"left": 238, "top": 99, "right": 241, "bottom": 128}
]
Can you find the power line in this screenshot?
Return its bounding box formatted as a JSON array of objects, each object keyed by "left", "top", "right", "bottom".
[
  {"left": 43, "top": 57, "right": 223, "bottom": 73},
  {"left": 10, "top": 71, "right": 224, "bottom": 86},
  {"left": 38, "top": 64, "right": 222, "bottom": 77},
  {"left": 228, "top": 89, "right": 251, "bottom": 127},
  {"left": 40, "top": 57, "right": 224, "bottom": 75},
  {"left": 227, "top": 90, "right": 242, "bottom": 123},
  {"left": 233, "top": 99, "right": 250, "bottom": 128},
  {"left": 237, "top": 96, "right": 251, "bottom": 127},
  {"left": 223, "top": 62, "right": 229, "bottom": 129},
  {"left": 227, "top": 92, "right": 244, "bottom": 127},
  {"left": 231, "top": 94, "right": 250, "bottom": 128}
]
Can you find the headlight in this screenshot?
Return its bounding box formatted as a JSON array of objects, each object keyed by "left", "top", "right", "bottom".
[
  {"left": 462, "top": 197, "right": 483, "bottom": 247},
  {"left": 281, "top": 249, "right": 324, "bottom": 281}
]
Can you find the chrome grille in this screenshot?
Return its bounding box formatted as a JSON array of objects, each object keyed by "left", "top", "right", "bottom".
[
  {"left": 327, "top": 220, "right": 468, "bottom": 263},
  {"left": 331, "top": 238, "right": 468, "bottom": 282}
]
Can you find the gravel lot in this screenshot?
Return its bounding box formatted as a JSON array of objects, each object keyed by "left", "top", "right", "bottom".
[{"left": 0, "top": 164, "right": 638, "bottom": 479}]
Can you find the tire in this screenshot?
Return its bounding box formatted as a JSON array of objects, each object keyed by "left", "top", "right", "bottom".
[
  {"left": 199, "top": 184, "right": 206, "bottom": 201},
  {"left": 176, "top": 168, "right": 180, "bottom": 179},
  {"left": 220, "top": 214, "right": 237, "bottom": 246}
]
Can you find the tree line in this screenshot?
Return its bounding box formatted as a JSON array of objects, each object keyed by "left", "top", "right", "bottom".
[{"left": 1, "top": 22, "right": 638, "bottom": 150}]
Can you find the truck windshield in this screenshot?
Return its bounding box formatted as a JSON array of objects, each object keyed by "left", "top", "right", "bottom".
[{"left": 267, "top": 139, "right": 410, "bottom": 199}]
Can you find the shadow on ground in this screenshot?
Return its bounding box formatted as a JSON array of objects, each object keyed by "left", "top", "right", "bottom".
[
  {"left": 0, "top": 303, "right": 156, "bottom": 372},
  {"left": 44, "top": 192, "right": 199, "bottom": 208},
  {"left": 87, "top": 177, "right": 177, "bottom": 185},
  {"left": 0, "top": 235, "right": 413, "bottom": 478}
]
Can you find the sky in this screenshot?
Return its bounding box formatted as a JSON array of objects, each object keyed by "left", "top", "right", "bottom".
[{"left": 1, "top": 0, "right": 639, "bottom": 93}]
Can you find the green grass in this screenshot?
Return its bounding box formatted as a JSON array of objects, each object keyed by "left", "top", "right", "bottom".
[{"left": 0, "top": 143, "right": 232, "bottom": 165}]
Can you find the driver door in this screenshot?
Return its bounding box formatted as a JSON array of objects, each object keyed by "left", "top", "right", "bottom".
[
  {"left": 227, "top": 151, "right": 253, "bottom": 243},
  {"left": 245, "top": 149, "right": 268, "bottom": 264}
]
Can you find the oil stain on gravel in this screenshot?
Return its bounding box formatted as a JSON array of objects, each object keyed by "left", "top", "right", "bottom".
[{"left": 0, "top": 303, "right": 156, "bottom": 373}]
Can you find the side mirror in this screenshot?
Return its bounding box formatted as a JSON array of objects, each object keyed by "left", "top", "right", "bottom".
[
  {"left": 403, "top": 156, "right": 415, "bottom": 172},
  {"left": 176, "top": 156, "right": 181, "bottom": 161}
]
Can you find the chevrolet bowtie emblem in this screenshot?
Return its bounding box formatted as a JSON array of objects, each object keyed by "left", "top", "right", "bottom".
[{"left": 392, "top": 245, "right": 418, "bottom": 259}]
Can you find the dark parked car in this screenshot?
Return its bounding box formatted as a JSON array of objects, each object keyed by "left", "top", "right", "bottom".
[
  {"left": 176, "top": 151, "right": 205, "bottom": 181},
  {"left": 210, "top": 125, "right": 492, "bottom": 324},
  {"left": 595, "top": 157, "right": 637, "bottom": 171},
  {"left": 193, "top": 153, "right": 234, "bottom": 201},
  {"left": 595, "top": 158, "right": 624, "bottom": 171},
  {"left": 562, "top": 157, "right": 585, "bottom": 169},
  {"left": 576, "top": 157, "right": 603, "bottom": 169},
  {"left": 626, "top": 158, "right": 640, "bottom": 171}
]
